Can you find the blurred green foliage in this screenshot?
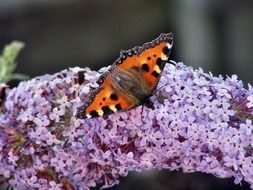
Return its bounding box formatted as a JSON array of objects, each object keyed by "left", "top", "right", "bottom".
[{"left": 0, "top": 41, "right": 28, "bottom": 83}]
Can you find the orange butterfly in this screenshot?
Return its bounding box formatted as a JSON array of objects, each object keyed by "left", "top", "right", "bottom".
[{"left": 77, "top": 33, "right": 173, "bottom": 119}]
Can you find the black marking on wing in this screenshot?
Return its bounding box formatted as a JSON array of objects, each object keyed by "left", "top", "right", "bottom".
[
  {"left": 152, "top": 71, "right": 159, "bottom": 78},
  {"left": 141, "top": 64, "right": 150, "bottom": 72},
  {"left": 115, "top": 103, "right": 122, "bottom": 111},
  {"left": 156, "top": 58, "right": 166, "bottom": 70},
  {"left": 90, "top": 110, "right": 99, "bottom": 117},
  {"left": 162, "top": 46, "right": 171, "bottom": 57},
  {"left": 140, "top": 33, "right": 173, "bottom": 55},
  {"left": 102, "top": 106, "right": 114, "bottom": 115},
  {"left": 110, "top": 93, "right": 118, "bottom": 101}
]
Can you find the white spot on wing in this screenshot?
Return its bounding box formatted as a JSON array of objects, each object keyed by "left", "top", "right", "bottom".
[
  {"left": 167, "top": 42, "right": 173, "bottom": 49},
  {"left": 110, "top": 105, "right": 117, "bottom": 112},
  {"left": 154, "top": 65, "right": 161, "bottom": 73},
  {"left": 161, "top": 54, "right": 168, "bottom": 61},
  {"left": 97, "top": 110, "right": 104, "bottom": 116}
]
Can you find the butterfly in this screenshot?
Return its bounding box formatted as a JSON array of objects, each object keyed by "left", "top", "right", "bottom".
[{"left": 76, "top": 33, "right": 173, "bottom": 119}]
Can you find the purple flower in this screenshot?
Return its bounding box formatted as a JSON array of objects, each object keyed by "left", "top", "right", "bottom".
[
  {"left": 0, "top": 62, "right": 253, "bottom": 190},
  {"left": 240, "top": 119, "right": 253, "bottom": 136},
  {"left": 246, "top": 96, "right": 253, "bottom": 108},
  {"left": 48, "top": 181, "right": 63, "bottom": 190},
  {"left": 30, "top": 126, "right": 50, "bottom": 144}
]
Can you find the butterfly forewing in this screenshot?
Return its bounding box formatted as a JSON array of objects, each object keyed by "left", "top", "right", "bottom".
[{"left": 138, "top": 40, "right": 172, "bottom": 91}]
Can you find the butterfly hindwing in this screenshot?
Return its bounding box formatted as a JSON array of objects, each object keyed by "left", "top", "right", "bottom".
[
  {"left": 77, "top": 74, "right": 136, "bottom": 119},
  {"left": 77, "top": 33, "right": 173, "bottom": 119}
]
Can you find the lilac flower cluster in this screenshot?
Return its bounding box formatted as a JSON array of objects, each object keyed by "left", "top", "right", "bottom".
[{"left": 0, "top": 62, "right": 253, "bottom": 189}]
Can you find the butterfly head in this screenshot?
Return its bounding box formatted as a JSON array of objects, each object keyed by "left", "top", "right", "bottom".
[{"left": 142, "top": 98, "right": 154, "bottom": 110}]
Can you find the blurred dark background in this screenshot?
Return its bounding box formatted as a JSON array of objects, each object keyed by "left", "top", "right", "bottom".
[{"left": 0, "top": 0, "right": 252, "bottom": 189}]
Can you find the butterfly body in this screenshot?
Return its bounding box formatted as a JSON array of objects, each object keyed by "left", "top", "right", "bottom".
[
  {"left": 77, "top": 33, "right": 173, "bottom": 119},
  {"left": 111, "top": 66, "right": 153, "bottom": 107}
]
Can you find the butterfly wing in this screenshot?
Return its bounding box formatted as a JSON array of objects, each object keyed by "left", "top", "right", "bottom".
[
  {"left": 138, "top": 33, "right": 173, "bottom": 91},
  {"left": 77, "top": 33, "right": 173, "bottom": 119},
  {"left": 112, "top": 33, "right": 173, "bottom": 95},
  {"left": 76, "top": 73, "right": 136, "bottom": 119}
]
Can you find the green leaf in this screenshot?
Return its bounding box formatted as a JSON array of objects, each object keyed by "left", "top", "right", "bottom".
[{"left": 0, "top": 41, "right": 26, "bottom": 83}]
